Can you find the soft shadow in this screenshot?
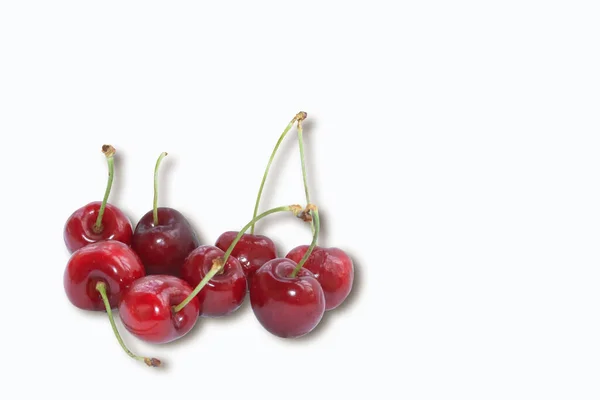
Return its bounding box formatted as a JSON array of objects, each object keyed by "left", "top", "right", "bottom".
[
  {"left": 300, "top": 118, "right": 321, "bottom": 206},
  {"left": 158, "top": 153, "right": 177, "bottom": 211},
  {"left": 314, "top": 208, "right": 331, "bottom": 247},
  {"left": 110, "top": 151, "right": 126, "bottom": 207},
  {"left": 186, "top": 216, "right": 207, "bottom": 246}
]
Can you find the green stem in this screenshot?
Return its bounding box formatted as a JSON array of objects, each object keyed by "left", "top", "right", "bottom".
[
  {"left": 290, "top": 208, "right": 320, "bottom": 278},
  {"left": 93, "top": 145, "right": 116, "bottom": 232},
  {"left": 250, "top": 112, "right": 306, "bottom": 235},
  {"left": 95, "top": 281, "right": 161, "bottom": 367},
  {"left": 173, "top": 205, "right": 298, "bottom": 312},
  {"left": 153, "top": 152, "right": 168, "bottom": 225},
  {"left": 296, "top": 119, "right": 315, "bottom": 235}
]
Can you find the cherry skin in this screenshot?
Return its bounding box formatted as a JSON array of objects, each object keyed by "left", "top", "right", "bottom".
[
  {"left": 132, "top": 207, "right": 200, "bottom": 276},
  {"left": 215, "top": 231, "right": 276, "bottom": 286},
  {"left": 285, "top": 245, "right": 353, "bottom": 311},
  {"left": 64, "top": 240, "right": 145, "bottom": 310},
  {"left": 249, "top": 258, "right": 325, "bottom": 338},
  {"left": 64, "top": 201, "right": 133, "bottom": 253},
  {"left": 118, "top": 275, "right": 200, "bottom": 344},
  {"left": 181, "top": 245, "right": 247, "bottom": 317}
]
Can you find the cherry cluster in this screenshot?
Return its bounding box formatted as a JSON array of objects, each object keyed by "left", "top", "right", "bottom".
[{"left": 63, "top": 112, "right": 354, "bottom": 367}]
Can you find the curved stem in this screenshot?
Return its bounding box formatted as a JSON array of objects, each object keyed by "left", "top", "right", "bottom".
[
  {"left": 173, "top": 205, "right": 299, "bottom": 312},
  {"left": 96, "top": 282, "right": 161, "bottom": 367},
  {"left": 290, "top": 208, "right": 320, "bottom": 278},
  {"left": 153, "top": 152, "right": 168, "bottom": 225},
  {"left": 250, "top": 112, "right": 307, "bottom": 234},
  {"left": 94, "top": 145, "right": 116, "bottom": 232},
  {"left": 296, "top": 119, "right": 315, "bottom": 235}
]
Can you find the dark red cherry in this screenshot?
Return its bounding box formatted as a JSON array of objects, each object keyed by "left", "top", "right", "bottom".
[
  {"left": 181, "top": 245, "right": 247, "bottom": 317},
  {"left": 285, "top": 245, "right": 353, "bottom": 311},
  {"left": 215, "top": 231, "right": 276, "bottom": 286},
  {"left": 64, "top": 240, "right": 145, "bottom": 310},
  {"left": 249, "top": 258, "right": 325, "bottom": 338},
  {"left": 132, "top": 207, "right": 199, "bottom": 276},
  {"left": 118, "top": 275, "right": 200, "bottom": 344},
  {"left": 64, "top": 201, "right": 133, "bottom": 254}
]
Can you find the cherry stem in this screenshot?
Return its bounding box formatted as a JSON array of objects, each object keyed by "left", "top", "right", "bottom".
[
  {"left": 93, "top": 145, "right": 116, "bottom": 232},
  {"left": 296, "top": 119, "right": 315, "bottom": 235},
  {"left": 95, "top": 282, "right": 161, "bottom": 367},
  {"left": 173, "top": 204, "right": 301, "bottom": 313},
  {"left": 250, "top": 112, "right": 307, "bottom": 235},
  {"left": 153, "top": 152, "right": 168, "bottom": 225},
  {"left": 290, "top": 207, "right": 320, "bottom": 278}
]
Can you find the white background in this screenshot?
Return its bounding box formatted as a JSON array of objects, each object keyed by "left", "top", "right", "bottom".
[{"left": 1, "top": 1, "right": 599, "bottom": 399}]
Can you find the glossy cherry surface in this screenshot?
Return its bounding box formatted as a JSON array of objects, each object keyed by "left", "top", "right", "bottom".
[
  {"left": 64, "top": 201, "right": 133, "bottom": 253},
  {"left": 285, "top": 245, "right": 353, "bottom": 310},
  {"left": 132, "top": 207, "right": 200, "bottom": 276},
  {"left": 249, "top": 258, "right": 325, "bottom": 338},
  {"left": 181, "top": 245, "right": 247, "bottom": 317},
  {"left": 119, "top": 275, "right": 200, "bottom": 344},
  {"left": 64, "top": 240, "right": 145, "bottom": 310},
  {"left": 215, "top": 231, "right": 276, "bottom": 286}
]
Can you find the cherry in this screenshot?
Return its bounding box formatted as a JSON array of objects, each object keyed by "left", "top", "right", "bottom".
[
  {"left": 249, "top": 204, "right": 326, "bottom": 338},
  {"left": 133, "top": 207, "right": 199, "bottom": 276},
  {"left": 132, "top": 152, "right": 199, "bottom": 276},
  {"left": 119, "top": 275, "right": 200, "bottom": 344},
  {"left": 64, "top": 240, "right": 145, "bottom": 310},
  {"left": 285, "top": 245, "right": 353, "bottom": 311},
  {"left": 214, "top": 232, "right": 276, "bottom": 286},
  {"left": 249, "top": 258, "right": 325, "bottom": 338},
  {"left": 213, "top": 113, "right": 308, "bottom": 281},
  {"left": 181, "top": 245, "right": 246, "bottom": 317},
  {"left": 64, "top": 145, "right": 132, "bottom": 253},
  {"left": 64, "top": 240, "right": 159, "bottom": 367}
]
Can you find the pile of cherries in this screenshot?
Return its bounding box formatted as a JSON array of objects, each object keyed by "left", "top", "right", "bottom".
[{"left": 63, "top": 112, "right": 354, "bottom": 367}]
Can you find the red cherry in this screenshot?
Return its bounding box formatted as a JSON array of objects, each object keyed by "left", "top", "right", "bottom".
[
  {"left": 215, "top": 231, "right": 276, "bottom": 286},
  {"left": 64, "top": 145, "right": 132, "bottom": 253},
  {"left": 64, "top": 240, "right": 144, "bottom": 310},
  {"left": 249, "top": 258, "right": 325, "bottom": 338},
  {"left": 132, "top": 152, "right": 199, "bottom": 276},
  {"left": 118, "top": 275, "right": 200, "bottom": 344},
  {"left": 181, "top": 245, "right": 247, "bottom": 317},
  {"left": 65, "top": 240, "right": 161, "bottom": 367},
  {"left": 285, "top": 245, "right": 353, "bottom": 311},
  {"left": 64, "top": 201, "right": 133, "bottom": 253},
  {"left": 132, "top": 207, "right": 199, "bottom": 276}
]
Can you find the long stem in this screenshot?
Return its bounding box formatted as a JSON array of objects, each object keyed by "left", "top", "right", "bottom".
[
  {"left": 153, "top": 152, "right": 168, "bottom": 225},
  {"left": 296, "top": 119, "right": 315, "bottom": 235},
  {"left": 94, "top": 145, "right": 116, "bottom": 232},
  {"left": 250, "top": 112, "right": 307, "bottom": 234},
  {"left": 290, "top": 208, "right": 320, "bottom": 278},
  {"left": 173, "top": 205, "right": 300, "bottom": 312},
  {"left": 96, "top": 282, "right": 161, "bottom": 367}
]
